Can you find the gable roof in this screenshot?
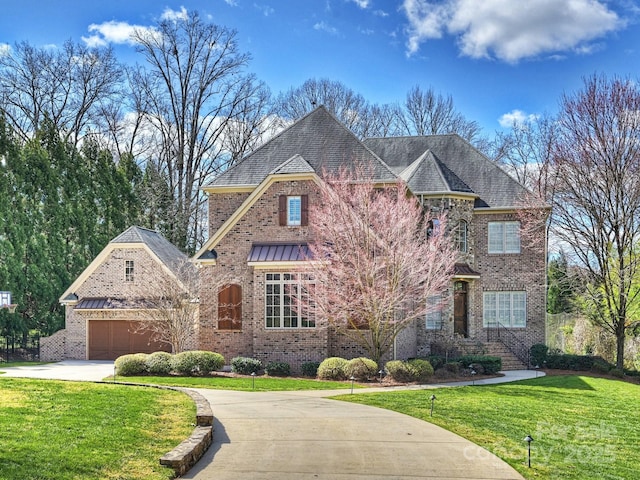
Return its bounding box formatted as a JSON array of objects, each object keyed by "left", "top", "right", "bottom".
[
  {"left": 398, "top": 150, "right": 475, "bottom": 196},
  {"left": 59, "top": 226, "right": 194, "bottom": 303},
  {"left": 363, "top": 135, "right": 529, "bottom": 208},
  {"left": 205, "top": 106, "right": 397, "bottom": 189},
  {"left": 111, "top": 226, "right": 191, "bottom": 280}
]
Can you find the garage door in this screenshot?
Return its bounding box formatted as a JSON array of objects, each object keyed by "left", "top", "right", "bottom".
[{"left": 88, "top": 321, "right": 171, "bottom": 360}]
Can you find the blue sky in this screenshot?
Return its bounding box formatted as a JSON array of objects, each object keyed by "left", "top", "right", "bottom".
[{"left": 1, "top": 0, "right": 639, "bottom": 136}]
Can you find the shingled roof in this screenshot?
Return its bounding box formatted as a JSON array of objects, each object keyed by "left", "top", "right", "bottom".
[
  {"left": 206, "top": 106, "right": 397, "bottom": 188},
  {"left": 363, "top": 135, "right": 529, "bottom": 208},
  {"left": 111, "top": 226, "right": 195, "bottom": 281}
]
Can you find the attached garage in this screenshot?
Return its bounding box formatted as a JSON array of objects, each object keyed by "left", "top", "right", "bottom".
[{"left": 88, "top": 320, "right": 170, "bottom": 360}]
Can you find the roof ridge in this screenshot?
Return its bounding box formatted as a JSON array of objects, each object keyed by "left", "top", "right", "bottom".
[
  {"left": 317, "top": 107, "right": 398, "bottom": 182},
  {"left": 206, "top": 107, "right": 330, "bottom": 186}
]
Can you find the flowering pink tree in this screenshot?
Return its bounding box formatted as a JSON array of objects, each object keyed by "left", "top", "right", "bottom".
[{"left": 303, "top": 166, "right": 458, "bottom": 366}]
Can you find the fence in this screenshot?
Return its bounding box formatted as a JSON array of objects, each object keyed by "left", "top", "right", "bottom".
[{"left": 1, "top": 334, "right": 40, "bottom": 362}]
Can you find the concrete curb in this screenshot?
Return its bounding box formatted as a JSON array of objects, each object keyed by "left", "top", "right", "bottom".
[
  {"left": 110, "top": 382, "right": 215, "bottom": 477},
  {"left": 160, "top": 388, "right": 214, "bottom": 477}
]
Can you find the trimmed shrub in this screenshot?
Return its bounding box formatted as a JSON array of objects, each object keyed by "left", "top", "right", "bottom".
[
  {"left": 344, "top": 357, "right": 378, "bottom": 381},
  {"left": 408, "top": 359, "right": 434, "bottom": 382},
  {"left": 115, "top": 353, "right": 148, "bottom": 376},
  {"left": 444, "top": 361, "right": 461, "bottom": 375},
  {"left": 231, "top": 356, "right": 262, "bottom": 375},
  {"left": 195, "top": 351, "right": 225, "bottom": 373},
  {"left": 530, "top": 343, "right": 549, "bottom": 368},
  {"left": 301, "top": 361, "right": 320, "bottom": 377},
  {"left": 265, "top": 361, "right": 290, "bottom": 377},
  {"left": 171, "top": 351, "right": 224, "bottom": 376},
  {"left": 171, "top": 351, "right": 200, "bottom": 376},
  {"left": 385, "top": 360, "right": 413, "bottom": 382},
  {"left": 610, "top": 368, "right": 624, "bottom": 378},
  {"left": 145, "top": 351, "right": 173, "bottom": 375},
  {"left": 591, "top": 358, "right": 612, "bottom": 374},
  {"left": 385, "top": 359, "right": 434, "bottom": 383},
  {"left": 545, "top": 353, "right": 594, "bottom": 371},
  {"left": 457, "top": 355, "right": 502, "bottom": 375},
  {"left": 425, "top": 355, "right": 445, "bottom": 371},
  {"left": 317, "top": 357, "right": 348, "bottom": 380}
]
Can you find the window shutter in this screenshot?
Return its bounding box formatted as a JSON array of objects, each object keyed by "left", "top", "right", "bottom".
[
  {"left": 278, "top": 195, "right": 287, "bottom": 226},
  {"left": 218, "top": 284, "right": 242, "bottom": 330},
  {"left": 301, "top": 194, "right": 309, "bottom": 226}
]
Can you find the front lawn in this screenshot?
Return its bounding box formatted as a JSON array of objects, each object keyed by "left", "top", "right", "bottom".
[
  {"left": 338, "top": 375, "right": 639, "bottom": 480},
  {"left": 0, "top": 378, "right": 194, "bottom": 480},
  {"left": 110, "top": 374, "right": 360, "bottom": 391}
]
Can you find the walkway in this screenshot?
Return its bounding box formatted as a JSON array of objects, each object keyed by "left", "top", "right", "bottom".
[{"left": 1, "top": 362, "right": 538, "bottom": 479}]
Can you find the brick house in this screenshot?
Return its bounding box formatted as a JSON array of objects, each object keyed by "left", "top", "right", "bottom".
[
  {"left": 45, "top": 106, "right": 546, "bottom": 369},
  {"left": 44, "top": 226, "right": 194, "bottom": 360},
  {"left": 193, "top": 106, "right": 546, "bottom": 371}
]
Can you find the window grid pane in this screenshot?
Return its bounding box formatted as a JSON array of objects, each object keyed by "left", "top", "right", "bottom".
[
  {"left": 265, "top": 272, "right": 315, "bottom": 328},
  {"left": 488, "top": 221, "right": 520, "bottom": 254},
  {"left": 425, "top": 295, "right": 442, "bottom": 330},
  {"left": 483, "top": 291, "right": 526, "bottom": 328}
]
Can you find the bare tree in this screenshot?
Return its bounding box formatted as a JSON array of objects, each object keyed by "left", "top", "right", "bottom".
[
  {"left": 549, "top": 74, "right": 640, "bottom": 369},
  {"left": 492, "top": 113, "right": 558, "bottom": 195},
  {"left": 0, "top": 40, "right": 123, "bottom": 148},
  {"left": 131, "top": 10, "right": 272, "bottom": 253},
  {"left": 132, "top": 259, "right": 199, "bottom": 354},
  {"left": 274, "top": 78, "right": 374, "bottom": 138},
  {"left": 301, "top": 166, "right": 458, "bottom": 366},
  {"left": 398, "top": 85, "right": 481, "bottom": 143}
]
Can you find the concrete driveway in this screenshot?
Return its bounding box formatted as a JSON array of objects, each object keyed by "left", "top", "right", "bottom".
[
  {"left": 183, "top": 388, "right": 525, "bottom": 480},
  {"left": 0, "top": 360, "right": 115, "bottom": 381},
  {"left": 1, "top": 362, "right": 530, "bottom": 479}
]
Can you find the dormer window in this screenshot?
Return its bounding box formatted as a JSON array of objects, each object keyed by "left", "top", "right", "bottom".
[
  {"left": 125, "top": 260, "right": 134, "bottom": 282},
  {"left": 279, "top": 195, "right": 308, "bottom": 226}
]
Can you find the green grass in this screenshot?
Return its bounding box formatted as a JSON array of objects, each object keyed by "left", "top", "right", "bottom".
[
  {"left": 0, "top": 378, "right": 194, "bottom": 480},
  {"left": 110, "top": 374, "right": 360, "bottom": 391},
  {"left": 338, "top": 375, "right": 639, "bottom": 480},
  {"left": 0, "top": 360, "right": 50, "bottom": 369}
]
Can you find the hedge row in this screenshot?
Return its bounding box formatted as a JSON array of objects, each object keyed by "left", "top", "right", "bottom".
[{"left": 115, "top": 351, "right": 224, "bottom": 376}]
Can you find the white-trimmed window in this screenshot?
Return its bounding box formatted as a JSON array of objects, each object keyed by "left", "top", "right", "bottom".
[
  {"left": 265, "top": 273, "right": 315, "bottom": 328},
  {"left": 483, "top": 291, "right": 526, "bottom": 328},
  {"left": 488, "top": 221, "right": 520, "bottom": 254},
  {"left": 278, "top": 195, "right": 308, "bottom": 226},
  {"left": 288, "top": 196, "right": 301, "bottom": 225},
  {"left": 125, "top": 260, "right": 134, "bottom": 282},
  {"left": 425, "top": 295, "right": 443, "bottom": 330},
  {"left": 456, "top": 220, "right": 468, "bottom": 252}
]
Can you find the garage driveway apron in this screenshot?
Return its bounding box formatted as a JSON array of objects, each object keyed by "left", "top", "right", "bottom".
[
  {"left": 183, "top": 388, "right": 525, "bottom": 480},
  {"left": 1, "top": 362, "right": 528, "bottom": 479}
]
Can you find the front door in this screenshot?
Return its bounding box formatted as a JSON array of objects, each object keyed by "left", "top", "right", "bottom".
[{"left": 454, "top": 281, "right": 468, "bottom": 337}]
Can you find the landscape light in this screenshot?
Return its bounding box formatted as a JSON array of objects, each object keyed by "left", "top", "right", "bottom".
[
  {"left": 429, "top": 394, "right": 436, "bottom": 417},
  {"left": 524, "top": 435, "right": 534, "bottom": 467}
]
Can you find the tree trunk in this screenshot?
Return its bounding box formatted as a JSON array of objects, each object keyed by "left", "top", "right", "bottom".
[{"left": 616, "top": 329, "right": 625, "bottom": 371}]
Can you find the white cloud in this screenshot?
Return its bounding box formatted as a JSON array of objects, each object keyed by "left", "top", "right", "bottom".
[
  {"left": 373, "top": 9, "right": 389, "bottom": 17},
  {"left": 254, "top": 4, "right": 275, "bottom": 16},
  {"left": 402, "top": 0, "right": 624, "bottom": 62},
  {"left": 0, "top": 43, "right": 11, "bottom": 57},
  {"left": 83, "top": 21, "right": 151, "bottom": 46},
  {"left": 499, "top": 110, "right": 539, "bottom": 128},
  {"left": 224, "top": 0, "right": 238, "bottom": 6},
  {"left": 314, "top": 21, "right": 339, "bottom": 36},
  {"left": 349, "top": 0, "right": 370, "bottom": 8},
  {"left": 161, "top": 6, "right": 189, "bottom": 21}
]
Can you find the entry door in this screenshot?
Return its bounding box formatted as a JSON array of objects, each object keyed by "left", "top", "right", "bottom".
[{"left": 453, "top": 282, "right": 468, "bottom": 337}]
